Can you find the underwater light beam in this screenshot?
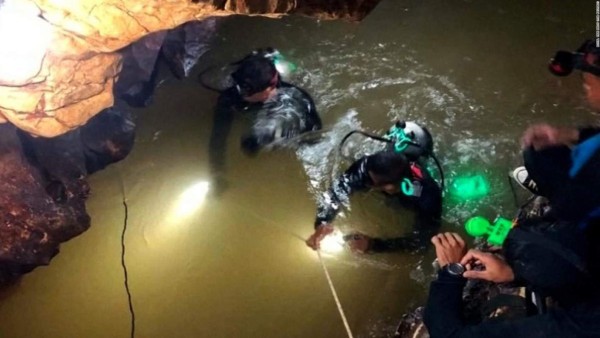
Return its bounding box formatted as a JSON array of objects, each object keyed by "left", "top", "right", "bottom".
[{"left": 171, "top": 181, "right": 210, "bottom": 219}]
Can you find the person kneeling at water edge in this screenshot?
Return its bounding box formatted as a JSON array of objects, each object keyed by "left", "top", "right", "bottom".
[
  {"left": 424, "top": 222, "right": 600, "bottom": 337},
  {"left": 512, "top": 40, "right": 600, "bottom": 228},
  {"left": 305, "top": 150, "right": 442, "bottom": 252}
]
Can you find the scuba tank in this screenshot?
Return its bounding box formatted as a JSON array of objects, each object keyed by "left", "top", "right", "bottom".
[
  {"left": 385, "top": 120, "right": 434, "bottom": 161},
  {"left": 339, "top": 120, "right": 444, "bottom": 190}
]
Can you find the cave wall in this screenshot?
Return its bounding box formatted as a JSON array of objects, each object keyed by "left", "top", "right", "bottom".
[{"left": 0, "top": 0, "right": 381, "bottom": 137}]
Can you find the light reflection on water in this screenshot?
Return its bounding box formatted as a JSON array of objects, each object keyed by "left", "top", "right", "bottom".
[{"left": 168, "top": 181, "right": 210, "bottom": 222}]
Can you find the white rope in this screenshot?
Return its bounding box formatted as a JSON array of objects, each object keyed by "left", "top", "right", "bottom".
[{"left": 317, "top": 250, "right": 354, "bottom": 338}]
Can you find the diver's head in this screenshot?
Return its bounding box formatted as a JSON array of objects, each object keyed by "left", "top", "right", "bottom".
[
  {"left": 549, "top": 40, "right": 600, "bottom": 110},
  {"left": 231, "top": 56, "right": 279, "bottom": 103},
  {"left": 366, "top": 151, "right": 411, "bottom": 194}
]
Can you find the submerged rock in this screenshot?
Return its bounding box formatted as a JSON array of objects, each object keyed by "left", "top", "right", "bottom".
[{"left": 0, "top": 125, "right": 89, "bottom": 283}]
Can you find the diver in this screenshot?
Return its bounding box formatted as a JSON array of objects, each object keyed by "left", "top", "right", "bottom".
[
  {"left": 305, "top": 121, "right": 443, "bottom": 252},
  {"left": 205, "top": 48, "right": 322, "bottom": 194}
]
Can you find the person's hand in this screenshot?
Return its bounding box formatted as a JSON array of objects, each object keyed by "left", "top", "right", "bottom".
[
  {"left": 431, "top": 233, "right": 467, "bottom": 267},
  {"left": 305, "top": 224, "right": 334, "bottom": 250},
  {"left": 344, "top": 233, "right": 371, "bottom": 254},
  {"left": 521, "top": 124, "right": 579, "bottom": 150},
  {"left": 460, "top": 249, "right": 515, "bottom": 283}
]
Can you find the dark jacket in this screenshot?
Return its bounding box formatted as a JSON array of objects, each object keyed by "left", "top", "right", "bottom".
[
  {"left": 525, "top": 126, "right": 600, "bottom": 225},
  {"left": 553, "top": 126, "right": 600, "bottom": 225},
  {"left": 209, "top": 81, "right": 321, "bottom": 179},
  {"left": 423, "top": 219, "right": 600, "bottom": 338}
]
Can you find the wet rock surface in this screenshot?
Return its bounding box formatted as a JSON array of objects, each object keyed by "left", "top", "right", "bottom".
[{"left": 0, "top": 106, "right": 134, "bottom": 283}]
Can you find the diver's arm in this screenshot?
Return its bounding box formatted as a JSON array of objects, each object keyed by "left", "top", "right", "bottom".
[
  {"left": 307, "top": 158, "right": 369, "bottom": 250},
  {"left": 372, "top": 176, "right": 444, "bottom": 252},
  {"left": 314, "top": 157, "right": 369, "bottom": 227},
  {"left": 367, "top": 236, "right": 424, "bottom": 253},
  {"left": 208, "top": 90, "right": 237, "bottom": 189}
]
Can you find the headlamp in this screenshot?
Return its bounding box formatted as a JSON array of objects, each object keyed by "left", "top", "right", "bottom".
[{"left": 549, "top": 40, "right": 600, "bottom": 77}]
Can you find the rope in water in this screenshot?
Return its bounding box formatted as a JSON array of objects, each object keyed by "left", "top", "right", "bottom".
[
  {"left": 117, "top": 169, "right": 136, "bottom": 338},
  {"left": 316, "top": 250, "right": 354, "bottom": 338},
  {"left": 235, "top": 202, "right": 354, "bottom": 338}
]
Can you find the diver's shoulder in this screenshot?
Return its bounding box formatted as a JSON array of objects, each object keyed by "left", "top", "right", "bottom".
[{"left": 279, "top": 82, "right": 313, "bottom": 97}]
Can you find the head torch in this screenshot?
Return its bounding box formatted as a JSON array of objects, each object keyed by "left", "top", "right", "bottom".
[{"left": 549, "top": 39, "right": 600, "bottom": 77}]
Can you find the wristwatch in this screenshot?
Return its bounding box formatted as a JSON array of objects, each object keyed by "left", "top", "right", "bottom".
[{"left": 444, "top": 263, "right": 465, "bottom": 277}]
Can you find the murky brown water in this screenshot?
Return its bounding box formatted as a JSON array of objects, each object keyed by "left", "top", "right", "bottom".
[{"left": 0, "top": 0, "right": 594, "bottom": 337}]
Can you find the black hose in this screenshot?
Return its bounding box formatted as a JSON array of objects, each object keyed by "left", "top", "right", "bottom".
[
  {"left": 338, "top": 130, "right": 392, "bottom": 156},
  {"left": 430, "top": 152, "right": 445, "bottom": 191}
]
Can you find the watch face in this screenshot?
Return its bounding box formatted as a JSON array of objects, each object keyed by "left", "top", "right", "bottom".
[{"left": 447, "top": 263, "right": 465, "bottom": 276}]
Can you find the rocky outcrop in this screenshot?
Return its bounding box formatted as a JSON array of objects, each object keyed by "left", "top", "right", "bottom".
[{"left": 0, "top": 106, "right": 134, "bottom": 283}]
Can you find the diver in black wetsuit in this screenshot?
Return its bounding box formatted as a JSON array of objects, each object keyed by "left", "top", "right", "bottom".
[
  {"left": 305, "top": 150, "right": 442, "bottom": 252},
  {"left": 208, "top": 50, "right": 322, "bottom": 194}
]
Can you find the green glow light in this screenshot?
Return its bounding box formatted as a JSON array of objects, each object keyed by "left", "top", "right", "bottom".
[
  {"left": 448, "top": 174, "right": 490, "bottom": 201},
  {"left": 273, "top": 56, "right": 297, "bottom": 75},
  {"left": 465, "top": 216, "right": 513, "bottom": 246}
]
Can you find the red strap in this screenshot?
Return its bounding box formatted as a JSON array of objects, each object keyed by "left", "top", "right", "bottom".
[{"left": 410, "top": 163, "right": 423, "bottom": 180}]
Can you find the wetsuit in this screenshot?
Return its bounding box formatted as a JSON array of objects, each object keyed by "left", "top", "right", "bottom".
[
  {"left": 424, "top": 219, "right": 600, "bottom": 338},
  {"left": 314, "top": 153, "right": 442, "bottom": 252},
  {"left": 209, "top": 81, "right": 322, "bottom": 189}
]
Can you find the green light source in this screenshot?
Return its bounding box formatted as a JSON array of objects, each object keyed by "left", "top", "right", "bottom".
[
  {"left": 448, "top": 174, "right": 490, "bottom": 201},
  {"left": 465, "top": 216, "right": 513, "bottom": 246},
  {"left": 273, "top": 55, "right": 297, "bottom": 76}
]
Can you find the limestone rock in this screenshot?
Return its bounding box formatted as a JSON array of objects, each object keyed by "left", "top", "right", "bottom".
[
  {"left": 0, "top": 106, "right": 134, "bottom": 283},
  {"left": 0, "top": 0, "right": 381, "bottom": 137}
]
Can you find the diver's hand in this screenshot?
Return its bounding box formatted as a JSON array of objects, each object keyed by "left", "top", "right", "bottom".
[
  {"left": 460, "top": 249, "right": 515, "bottom": 283},
  {"left": 521, "top": 124, "right": 579, "bottom": 150},
  {"left": 344, "top": 233, "right": 371, "bottom": 254},
  {"left": 305, "top": 224, "right": 334, "bottom": 250},
  {"left": 431, "top": 233, "right": 467, "bottom": 267}
]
